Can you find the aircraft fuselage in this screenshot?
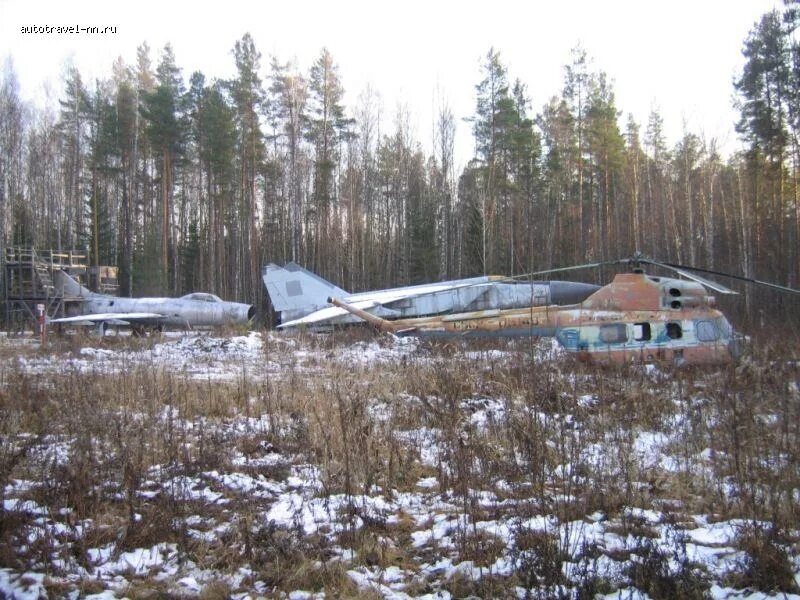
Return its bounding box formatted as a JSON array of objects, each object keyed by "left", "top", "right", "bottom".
[{"left": 81, "top": 294, "right": 255, "bottom": 328}]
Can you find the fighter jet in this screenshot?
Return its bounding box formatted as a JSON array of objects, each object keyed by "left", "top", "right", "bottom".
[
  {"left": 263, "top": 262, "right": 600, "bottom": 330},
  {"left": 49, "top": 270, "right": 255, "bottom": 333}
]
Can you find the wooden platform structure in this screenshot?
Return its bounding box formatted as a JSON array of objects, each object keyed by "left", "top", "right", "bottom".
[{"left": 2, "top": 247, "right": 118, "bottom": 330}]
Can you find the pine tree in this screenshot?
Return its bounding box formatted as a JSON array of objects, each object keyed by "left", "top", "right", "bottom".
[
  {"left": 114, "top": 65, "right": 138, "bottom": 296},
  {"left": 140, "top": 43, "right": 185, "bottom": 293},
  {"left": 624, "top": 114, "right": 645, "bottom": 253},
  {"left": 735, "top": 9, "right": 792, "bottom": 286},
  {"left": 673, "top": 131, "right": 703, "bottom": 265},
  {"left": 468, "top": 49, "right": 537, "bottom": 273},
  {"left": 269, "top": 58, "right": 308, "bottom": 264},
  {"left": 584, "top": 72, "right": 625, "bottom": 261},
  {"left": 126, "top": 43, "right": 157, "bottom": 296},
  {"left": 562, "top": 46, "right": 593, "bottom": 259},
  {"left": 306, "top": 48, "right": 353, "bottom": 272},
  {"left": 538, "top": 97, "right": 576, "bottom": 266},
  {"left": 644, "top": 109, "right": 671, "bottom": 258},
  {"left": 468, "top": 48, "right": 510, "bottom": 273},
  {"left": 345, "top": 84, "right": 382, "bottom": 287},
  {"left": 506, "top": 80, "right": 540, "bottom": 273},
  {"left": 457, "top": 162, "right": 486, "bottom": 276},
  {"left": 1, "top": 60, "right": 29, "bottom": 252},
  {"left": 87, "top": 82, "right": 120, "bottom": 268},
  {"left": 58, "top": 65, "right": 91, "bottom": 249},
  {"left": 434, "top": 102, "right": 455, "bottom": 279},
  {"left": 199, "top": 81, "right": 237, "bottom": 298},
  {"left": 735, "top": 10, "right": 789, "bottom": 163},
  {"left": 25, "top": 92, "right": 62, "bottom": 249},
  {"left": 787, "top": 2, "right": 800, "bottom": 286},
  {"left": 230, "top": 33, "right": 265, "bottom": 301},
  {"left": 184, "top": 71, "right": 207, "bottom": 290},
  {"left": 408, "top": 154, "right": 436, "bottom": 284}
]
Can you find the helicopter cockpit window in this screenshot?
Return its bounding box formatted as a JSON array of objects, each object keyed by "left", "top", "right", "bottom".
[
  {"left": 716, "top": 316, "right": 733, "bottom": 339},
  {"left": 633, "top": 322, "right": 651, "bottom": 341},
  {"left": 599, "top": 323, "right": 628, "bottom": 344},
  {"left": 666, "top": 322, "right": 683, "bottom": 340},
  {"left": 696, "top": 320, "right": 719, "bottom": 342}
]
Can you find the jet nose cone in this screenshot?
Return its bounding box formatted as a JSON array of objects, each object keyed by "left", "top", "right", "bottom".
[{"left": 550, "top": 281, "right": 602, "bottom": 305}]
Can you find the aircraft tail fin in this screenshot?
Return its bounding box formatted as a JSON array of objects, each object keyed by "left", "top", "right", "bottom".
[
  {"left": 263, "top": 262, "right": 349, "bottom": 315},
  {"left": 54, "top": 270, "right": 95, "bottom": 298}
]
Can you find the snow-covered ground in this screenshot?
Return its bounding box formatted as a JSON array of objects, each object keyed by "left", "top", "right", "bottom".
[
  {"left": 6, "top": 331, "right": 422, "bottom": 380},
  {"left": 0, "top": 331, "right": 798, "bottom": 599}
]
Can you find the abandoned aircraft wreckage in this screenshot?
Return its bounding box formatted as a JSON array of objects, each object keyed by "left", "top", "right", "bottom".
[
  {"left": 2, "top": 247, "right": 255, "bottom": 334},
  {"left": 265, "top": 254, "right": 800, "bottom": 366},
  {"left": 5, "top": 247, "right": 796, "bottom": 365},
  {"left": 49, "top": 271, "right": 255, "bottom": 333}
]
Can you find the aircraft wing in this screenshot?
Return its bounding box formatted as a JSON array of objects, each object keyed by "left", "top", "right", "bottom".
[
  {"left": 277, "top": 279, "right": 497, "bottom": 328},
  {"left": 49, "top": 312, "right": 167, "bottom": 326},
  {"left": 345, "top": 279, "right": 494, "bottom": 305},
  {"left": 277, "top": 300, "right": 399, "bottom": 328}
]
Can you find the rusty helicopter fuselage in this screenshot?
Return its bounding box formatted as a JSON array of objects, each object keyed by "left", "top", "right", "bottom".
[{"left": 329, "top": 271, "right": 744, "bottom": 366}]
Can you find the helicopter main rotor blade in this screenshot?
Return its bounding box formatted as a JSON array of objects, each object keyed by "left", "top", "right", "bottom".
[
  {"left": 497, "top": 251, "right": 800, "bottom": 297},
  {"left": 638, "top": 259, "right": 738, "bottom": 295},
  {"left": 510, "top": 260, "right": 623, "bottom": 280},
  {"left": 653, "top": 260, "right": 800, "bottom": 296}
]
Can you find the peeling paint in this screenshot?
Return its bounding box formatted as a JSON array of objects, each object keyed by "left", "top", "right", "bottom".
[{"left": 330, "top": 272, "right": 742, "bottom": 366}]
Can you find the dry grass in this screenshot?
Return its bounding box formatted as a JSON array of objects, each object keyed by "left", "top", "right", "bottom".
[
  {"left": 728, "top": 523, "right": 799, "bottom": 593},
  {"left": 0, "top": 333, "right": 798, "bottom": 596}
]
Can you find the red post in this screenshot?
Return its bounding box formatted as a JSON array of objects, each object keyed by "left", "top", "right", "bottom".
[{"left": 37, "top": 303, "right": 46, "bottom": 345}]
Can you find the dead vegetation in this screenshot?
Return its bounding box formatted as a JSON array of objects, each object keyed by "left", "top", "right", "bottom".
[{"left": 0, "top": 333, "right": 798, "bottom": 597}]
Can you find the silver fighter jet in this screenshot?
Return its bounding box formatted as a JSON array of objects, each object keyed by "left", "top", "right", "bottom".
[
  {"left": 263, "top": 262, "right": 600, "bottom": 330},
  {"left": 50, "top": 271, "right": 255, "bottom": 332}
]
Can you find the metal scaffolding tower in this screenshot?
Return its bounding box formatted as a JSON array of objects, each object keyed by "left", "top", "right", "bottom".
[{"left": 1, "top": 247, "right": 117, "bottom": 331}]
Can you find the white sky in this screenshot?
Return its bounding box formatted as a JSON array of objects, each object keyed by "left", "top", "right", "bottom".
[{"left": 0, "top": 0, "right": 781, "bottom": 169}]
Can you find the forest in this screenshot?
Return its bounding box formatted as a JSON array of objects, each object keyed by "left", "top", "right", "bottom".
[{"left": 1, "top": 6, "right": 799, "bottom": 327}]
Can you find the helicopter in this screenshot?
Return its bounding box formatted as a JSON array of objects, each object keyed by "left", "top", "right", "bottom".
[{"left": 325, "top": 254, "right": 800, "bottom": 366}]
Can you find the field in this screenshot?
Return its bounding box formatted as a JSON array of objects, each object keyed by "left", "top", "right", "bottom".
[{"left": 0, "top": 330, "right": 799, "bottom": 599}]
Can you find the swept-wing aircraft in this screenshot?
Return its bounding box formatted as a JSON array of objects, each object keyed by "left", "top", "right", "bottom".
[
  {"left": 327, "top": 254, "right": 800, "bottom": 366},
  {"left": 49, "top": 271, "right": 255, "bottom": 333},
  {"left": 262, "top": 262, "right": 601, "bottom": 329}
]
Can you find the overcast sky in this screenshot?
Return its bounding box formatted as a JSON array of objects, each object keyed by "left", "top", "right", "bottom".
[{"left": 0, "top": 0, "right": 781, "bottom": 168}]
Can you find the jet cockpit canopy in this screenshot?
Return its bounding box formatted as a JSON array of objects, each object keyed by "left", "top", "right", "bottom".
[{"left": 180, "top": 292, "right": 224, "bottom": 303}]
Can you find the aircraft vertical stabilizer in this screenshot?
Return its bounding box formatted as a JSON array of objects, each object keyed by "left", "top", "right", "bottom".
[
  {"left": 55, "top": 270, "right": 95, "bottom": 298},
  {"left": 263, "top": 262, "right": 349, "bottom": 316}
]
